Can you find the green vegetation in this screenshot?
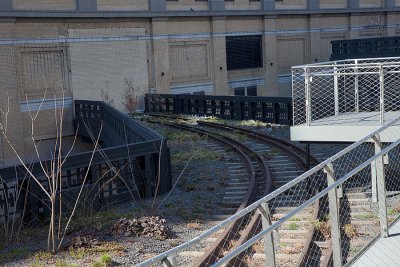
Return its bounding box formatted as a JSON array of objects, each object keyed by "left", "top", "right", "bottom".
[
  {"left": 288, "top": 222, "right": 299, "bottom": 230},
  {"left": 387, "top": 208, "right": 396, "bottom": 216},
  {"left": 158, "top": 128, "right": 202, "bottom": 143},
  {"left": 69, "top": 247, "right": 86, "bottom": 260},
  {"left": 355, "top": 213, "right": 378, "bottom": 220},
  {"left": 55, "top": 260, "right": 69, "bottom": 267},
  {"left": 171, "top": 147, "right": 219, "bottom": 163},
  {"left": 0, "top": 246, "right": 30, "bottom": 263},
  {"left": 100, "top": 254, "right": 112, "bottom": 265}
]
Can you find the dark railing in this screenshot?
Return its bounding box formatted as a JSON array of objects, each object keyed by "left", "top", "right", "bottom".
[
  {"left": 0, "top": 100, "right": 171, "bottom": 222},
  {"left": 330, "top": 36, "right": 400, "bottom": 61},
  {"left": 145, "top": 94, "right": 293, "bottom": 125}
]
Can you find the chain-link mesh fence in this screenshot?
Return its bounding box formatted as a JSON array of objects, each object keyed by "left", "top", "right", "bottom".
[
  {"left": 292, "top": 57, "right": 400, "bottom": 126},
  {"left": 138, "top": 114, "right": 400, "bottom": 267}
]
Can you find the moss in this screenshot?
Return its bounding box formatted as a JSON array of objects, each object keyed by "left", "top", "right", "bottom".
[
  {"left": 100, "top": 254, "right": 112, "bottom": 265},
  {"left": 287, "top": 222, "right": 299, "bottom": 230},
  {"left": 0, "top": 246, "right": 30, "bottom": 263}
]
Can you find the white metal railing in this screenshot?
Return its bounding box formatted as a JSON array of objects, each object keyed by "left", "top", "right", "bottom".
[
  {"left": 292, "top": 57, "right": 400, "bottom": 127},
  {"left": 137, "top": 114, "right": 400, "bottom": 267}
]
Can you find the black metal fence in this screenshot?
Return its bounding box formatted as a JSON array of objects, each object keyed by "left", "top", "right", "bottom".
[
  {"left": 0, "top": 100, "right": 171, "bottom": 223},
  {"left": 330, "top": 36, "right": 400, "bottom": 61},
  {"left": 145, "top": 94, "right": 293, "bottom": 125}
]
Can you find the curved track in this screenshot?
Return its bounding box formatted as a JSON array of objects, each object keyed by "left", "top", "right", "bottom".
[
  {"left": 146, "top": 115, "right": 330, "bottom": 266},
  {"left": 197, "top": 121, "right": 330, "bottom": 267}
]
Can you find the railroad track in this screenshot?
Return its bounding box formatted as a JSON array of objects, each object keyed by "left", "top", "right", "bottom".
[
  {"left": 195, "top": 121, "right": 329, "bottom": 267},
  {"left": 145, "top": 117, "right": 270, "bottom": 265},
  {"left": 145, "top": 115, "right": 335, "bottom": 266}
]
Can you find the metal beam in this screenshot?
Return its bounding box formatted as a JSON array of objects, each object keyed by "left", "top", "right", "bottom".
[
  {"left": 373, "top": 135, "right": 389, "bottom": 238},
  {"left": 1, "top": 7, "right": 400, "bottom": 18},
  {"left": 324, "top": 163, "right": 343, "bottom": 267},
  {"left": 259, "top": 203, "right": 276, "bottom": 267}
]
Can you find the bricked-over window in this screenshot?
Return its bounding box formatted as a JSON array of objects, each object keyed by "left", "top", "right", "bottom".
[
  {"left": 19, "top": 48, "right": 68, "bottom": 100},
  {"left": 226, "top": 35, "right": 263, "bottom": 70}
]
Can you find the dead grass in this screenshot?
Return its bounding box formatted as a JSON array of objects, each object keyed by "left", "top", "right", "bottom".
[
  {"left": 343, "top": 224, "right": 358, "bottom": 239},
  {"left": 281, "top": 243, "right": 304, "bottom": 254},
  {"left": 252, "top": 240, "right": 264, "bottom": 254},
  {"left": 313, "top": 219, "right": 331, "bottom": 238},
  {"left": 186, "top": 222, "right": 202, "bottom": 230}
]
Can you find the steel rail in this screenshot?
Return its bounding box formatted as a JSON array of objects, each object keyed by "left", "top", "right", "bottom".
[
  {"left": 197, "top": 121, "right": 329, "bottom": 267},
  {"left": 137, "top": 115, "right": 400, "bottom": 267},
  {"left": 146, "top": 118, "right": 265, "bottom": 266},
  {"left": 213, "top": 134, "right": 400, "bottom": 266}
]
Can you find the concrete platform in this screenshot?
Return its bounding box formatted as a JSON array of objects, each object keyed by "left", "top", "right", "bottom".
[
  {"left": 290, "top": 111, "right": 400, "bottom": 143},
  {"left": 351, "top": 219, "right": 400, "bottom": 267}
]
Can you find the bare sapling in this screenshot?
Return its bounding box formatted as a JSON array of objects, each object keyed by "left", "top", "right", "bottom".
[{"left": 121, "top": 79, "right": 138, "bottom": 114}]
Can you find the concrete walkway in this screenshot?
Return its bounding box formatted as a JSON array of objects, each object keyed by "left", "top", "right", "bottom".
[{"left": 352, "top": 220, "right": 400, "bottom": 266}]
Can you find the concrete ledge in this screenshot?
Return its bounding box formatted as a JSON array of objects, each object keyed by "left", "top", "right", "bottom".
[{"left": 0, "top": 7, "right": 399, "bottom": 18}]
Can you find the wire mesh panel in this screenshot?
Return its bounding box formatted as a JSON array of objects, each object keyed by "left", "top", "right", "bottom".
[{"left": 292, "top": 57, "right": 400, "bottom": 126}]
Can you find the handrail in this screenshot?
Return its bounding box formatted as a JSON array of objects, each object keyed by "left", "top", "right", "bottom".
[
  {"left": 137, "top": 113, "right": 400, "bottom": 267},
  {"left": 292, "top": 56, "right": 400, "bottom": 68},
  {"left": 1, "top": 100, "right": 172, "bottom": 223},
  {"left": 214, "top": 131, "right": 400, "bottom": 266}
]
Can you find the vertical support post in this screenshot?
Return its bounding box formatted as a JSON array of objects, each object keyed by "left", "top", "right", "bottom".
[
  {"left": 162, "top": 256, "right": 177, "bottom": 267},
  {"left": 144, "top": 154, "right": 154, "bottom": 198},
  {"left": 379, "top": 65, "right": 385, "bottom": 125},
  {"left": 334, "top": 65, "right": 339, "bottom": 116},
  {"left": 324, "top": 163, "right": 343, "bottom": 267},
  {"left": 354, "top": 60, "right": 359, "bottom": 113},
  {"left": 306, "top": 143, "right": 311, "bottom": 170},
  {"left": 305, "top": 68, "right": 312, "bottom": 126},
  {"left": 258, "top": 203, "right": 276, "bottom": 267},
  {"left": 373, "top": 135, "right": 389, "bottom": 238},
  {"left": 371, "top": 160, "right": 378, "bottom": 203}
]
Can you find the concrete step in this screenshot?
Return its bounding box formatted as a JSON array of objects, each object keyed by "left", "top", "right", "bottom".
[
  {"left": 315, "top": 241, "right": 330, "bottom": 248},
  {"left": 278, "top": 229, "right": 309, "bottom": 238}
]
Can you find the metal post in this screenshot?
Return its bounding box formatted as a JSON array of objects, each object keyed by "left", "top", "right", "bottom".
[
  {"left": 371, "top": 160, "right": 378, "bottom": 203},
  {"left": 145, "top": 154, "right": 155, "bottom": 198},
  {"left": 354, "top": 59, "right": 359, "bottom": 113},
  {"left": 372, "top": 135, "right": 389, "bottom": 238},
  {"left": 305, "top": 68, "right": 312, "bottom": 126},
  {"left": 334, "top": 65, "right": 339, "bottom": 116},
  {"left": 163, "top": 256, "right": 177, "bottom": 267},
  {"left": 306, "top": 143, "right": 311, "bottom": 170},
  {"left": 379, "top": 65, "right": 385, "bottom": 125},
  {"left": 258, "top": 203, "right": 276, "bottom": 267},
  {"left": 324, "top": 163, "right": 343, "bottom": 267}
]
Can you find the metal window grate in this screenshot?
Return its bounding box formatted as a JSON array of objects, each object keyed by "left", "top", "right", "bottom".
[
  {"left": 226, "top": 35, "right": 263, "bottom": 70},
  {"left": 234, "top": 87, "right": 245, "bottom": 96},
  {"left": 247, "top": 85, "right": 258, "bottom": 96}
]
